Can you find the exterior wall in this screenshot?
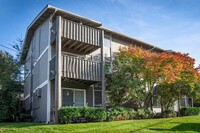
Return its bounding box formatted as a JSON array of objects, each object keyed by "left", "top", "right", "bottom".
[
  {"left": 50, "top": 80, "right": 55, "bottom": 122},
  {"left": 32, "top": 85, "right": 48, "bottom": 122},
  {"left": 111, "top": 37, "right": 128, "bottom": 54},
  {"left": 24, "top": 18, "right": 51, "bottom": 122},
  {"left": 24, "top": 74, "right": 31, "bottom": 99},
  {"left": 24, "top": 97, "right": 30, "bottom": 111}
]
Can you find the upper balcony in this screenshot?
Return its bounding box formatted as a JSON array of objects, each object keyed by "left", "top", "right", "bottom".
[{"left": 51, "top": 18, "right": 103, "bottom": 55}]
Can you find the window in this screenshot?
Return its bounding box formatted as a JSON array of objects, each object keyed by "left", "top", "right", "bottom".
[
  {"left": 62, "top": 88, "right": 85, "bottom": 107},
  {"left": 153, "top": 95, "right": 161, "bottom": 107},
  {"left": 94, "top": 90, "right": 102, "bottom": 107}
]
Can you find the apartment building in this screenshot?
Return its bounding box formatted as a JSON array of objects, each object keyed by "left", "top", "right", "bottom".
[{"left": 21, "top": 5, "right": 164, "bottom": 123}]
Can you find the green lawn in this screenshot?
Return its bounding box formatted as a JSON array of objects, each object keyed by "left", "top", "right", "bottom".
[{"left": 0, "top": 116, "right": 200, "bottom": 133}]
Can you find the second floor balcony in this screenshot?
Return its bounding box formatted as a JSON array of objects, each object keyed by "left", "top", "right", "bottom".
[{"left": 50, "top": 54, "right": 101, "bottom": 82}]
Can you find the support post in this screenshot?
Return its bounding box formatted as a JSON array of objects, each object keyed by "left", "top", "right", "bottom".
[
  {"left": 55, "top": 16, "right": 62, "bottom": 123},
  {"left": 101, "top": 30, "right": 106, "bottom": 109}
]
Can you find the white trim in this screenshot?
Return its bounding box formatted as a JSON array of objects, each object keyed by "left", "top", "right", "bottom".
[
  {"left": 24, "top": 94, "right": 30, "bottom": 101},
  {"left": 33, "top": 80, "right": 48, "bottom": 93},
  {"left": 24, "top": 45, "right": 49, "bottom": 79},
  {"left": 33, "top": 46, "right": 49, "bottom": 66},
  {"left": 62, "top": 88, "right": 86, "bottom": 106}
]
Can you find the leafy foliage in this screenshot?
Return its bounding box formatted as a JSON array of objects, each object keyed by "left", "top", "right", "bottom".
[
  {"left": 106, "top": 106, "right": 136, "bottom": 121},
  {"left": 106, "top": 45, "right": 200, "bottom": 113},
  {"left": 0, "top": 39, "right": 24, "bottom": 122},
  {"left": 160, "top": 109, "right": 177, "bottom": 118},
  {"left": 180, "top": 107, "right": 200, "bottom": 116},
  {"left": 58, "top": 107, "right": 106, "bottom": 124},
  {"left": 136, "top": 108, "right": 154, "bottom": 119}
]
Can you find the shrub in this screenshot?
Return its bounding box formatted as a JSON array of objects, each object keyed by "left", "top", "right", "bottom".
[
  {"left": 161, "top": 110, "right": 177, "bottom": 118},
  {"left": 136, "top": 109, "right": 154, "bottom": 119},
  {"left": 107, "top": 106, "right": 136, "bottom": 121},
  {"left": 58, "top": 107, "right": 106, "bottom": 124},
  {"left": 180, "top": 107, "right": 200, "bottom": 116},
  {"left": 82, "top": 107, "right": 106, "bottom": 122}
]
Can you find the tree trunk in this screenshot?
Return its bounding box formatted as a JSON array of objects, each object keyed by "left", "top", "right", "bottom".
[
  {"left": 191, "top": 96, "right": 194, "bottom": 107},
  {"left": 177, "top": 96, "right": 180, "bottom": 116}
]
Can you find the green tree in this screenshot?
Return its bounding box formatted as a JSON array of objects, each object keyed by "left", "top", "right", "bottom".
[{"left": 0, "top": 38, "right": 24, "bottom": 121}]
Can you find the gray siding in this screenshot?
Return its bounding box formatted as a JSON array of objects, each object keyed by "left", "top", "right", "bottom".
[
  {"left": 24, "top": 97, "right": 30, "bottom": 111},
  {"left": 40, "top": 20, "right": 49, "bottom": 54},
  {"left": 33, "top": 62, "right": 39, "bottom": 90},
  {"left": 24, "top": 74, "right": 31, "bottom": 97},
  {"left": 39, "top": 51, "right": 48, "bottom": 85},
  {"left": 32, "top": 85, "right": 48, "bottom": 122},
  {"left": 24, "top": 18, "right": 50, "bottom": 122}
]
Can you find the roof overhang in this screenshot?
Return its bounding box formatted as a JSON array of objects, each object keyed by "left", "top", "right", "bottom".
[
  {"left": 101, "top": 27, "right": 164, "bottom": 53},
  {"left": 20, "top": 5, "right": 102, "bottom": 63}
]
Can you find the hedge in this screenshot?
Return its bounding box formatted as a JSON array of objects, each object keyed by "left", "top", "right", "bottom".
[
  {"left": 106, "top": 106, "right": 136, "bottom": 121},
  {"left": 58, "top": 107, "right": 106, "bottom": 124},
  {"left": 136, "top": 109, "right": 154, "bottom": 119},
  {"left": 180, "top": 107, "right": 200, "bottom": 116}
]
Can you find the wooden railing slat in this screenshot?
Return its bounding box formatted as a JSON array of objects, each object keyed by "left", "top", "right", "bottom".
[
  {"left": 61, "top": 18, "right": 102, "bottom": 47},
  {"left": 61, "top": 54, "right": 100, "bottom": 81}
]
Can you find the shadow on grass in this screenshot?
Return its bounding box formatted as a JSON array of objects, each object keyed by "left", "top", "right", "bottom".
[
  {"left": 149, "top": 123, "right": 200, "bottom": 132},
  {"left": 0, "top": 122, "right": 44, "bottom": 128},
  {"left": 130, "top": 119, "right": 173, "bottom": 133}
]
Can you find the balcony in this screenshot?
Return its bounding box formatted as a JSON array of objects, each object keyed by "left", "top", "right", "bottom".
[
  {"left": 49, "top": 54, "right": 101, "bottom": 82},
  {"left": 61, "top": 54, "right": 101, "bottom": 82},
  {"left": 51, "top": 18, "right": 103, "bottom": 55}
]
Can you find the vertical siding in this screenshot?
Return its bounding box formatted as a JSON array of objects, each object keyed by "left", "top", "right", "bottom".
[
  {"left": 24, "top": 18, "right": 50, "bottom": 122},
  {"left": 24, "top": 74, "right": 31, "bottom": 96},
  {"left": 39, "top": 20, "right": 49, "bottom": 55},
  {"left": 32, "top": 85, "right": 48, "bottom": 122},
  {"left": 24, "top": 97, "right": 30, "bottom": 111},
  {"left": 38, "top": 51, "right": 48, "bottom": 85}
]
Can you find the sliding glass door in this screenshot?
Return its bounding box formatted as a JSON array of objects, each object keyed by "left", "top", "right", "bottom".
[{"left": 62, "top": 88, "right": 85, "bottom": 107}]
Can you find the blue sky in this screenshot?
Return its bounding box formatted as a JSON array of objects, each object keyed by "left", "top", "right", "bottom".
[{"left": 0, "top": 0, "right": 200, "bottom": 66}]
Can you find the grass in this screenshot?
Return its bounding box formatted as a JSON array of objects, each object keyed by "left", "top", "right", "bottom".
[{"left": 0, "top": 116, "right": 200, "bottom": 133}]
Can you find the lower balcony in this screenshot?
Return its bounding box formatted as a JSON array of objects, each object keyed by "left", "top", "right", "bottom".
[{"left": 62, "top": 54, "right": 100, "bottom": 82}]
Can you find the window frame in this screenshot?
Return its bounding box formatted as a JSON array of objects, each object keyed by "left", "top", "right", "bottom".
[{"left": 62, "top": 88, "right": 86, "bottom": 107}]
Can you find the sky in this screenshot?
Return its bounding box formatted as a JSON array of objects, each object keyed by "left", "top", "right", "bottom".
[{"left": 0, "top": 0, "right": 200, "bottom": 66}]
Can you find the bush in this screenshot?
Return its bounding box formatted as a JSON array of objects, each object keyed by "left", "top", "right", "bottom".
[
  {"left": 58, "top": 107, "right": 106, "bottom": 124},
  {"left": 107, "top": 106, "right": 136, "bottom": 121},
  {"left": 180, "top": 107, "right": 200, "bottom": 116},
  {"left": 136, "top": 109, "right": 154, "bottom": 119},
  {"left": 161, "top": 110, "right": 177, "bottom": 118}
]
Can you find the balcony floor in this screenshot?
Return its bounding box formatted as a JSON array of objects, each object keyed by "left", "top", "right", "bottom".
[{"left": 61, "top": 38, "right": 100, "bottom": 55}]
